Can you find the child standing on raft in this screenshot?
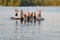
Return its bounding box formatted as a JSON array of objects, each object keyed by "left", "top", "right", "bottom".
[
  {"left": 20, "top": 9, "right": 24, "bottom": 24},
  {"left": 27, "top": 12, "right": 31, "bottom": 22},
  {"left": 33, "top": 12, "right": 36, "bottom": 22},
  {"left": 37, "top": 9, "right": 41, "bottom": 20}
]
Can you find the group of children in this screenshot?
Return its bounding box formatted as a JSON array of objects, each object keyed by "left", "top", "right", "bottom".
[{"left": 15, "top": 9, "right": 41, "bottom": 23}]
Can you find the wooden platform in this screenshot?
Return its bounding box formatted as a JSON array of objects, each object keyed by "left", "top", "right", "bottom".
[
  {"left": 11, "top": 17, "right": 21, "bottom": 20},
  {"left": 11, "top": 17, "right": 44, "bottom": 20}
]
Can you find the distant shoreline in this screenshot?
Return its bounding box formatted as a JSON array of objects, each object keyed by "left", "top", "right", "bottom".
[{"left": 0, "top": 6, "right": 60, "bottom": 7}]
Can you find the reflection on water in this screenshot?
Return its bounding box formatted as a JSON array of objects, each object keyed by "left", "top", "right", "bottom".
[
  {"left": 15, "top": 21, "right": 18, "bottom": 38},
  {"left": 14, "top": 20, "right": 41, "bottom": 38}
]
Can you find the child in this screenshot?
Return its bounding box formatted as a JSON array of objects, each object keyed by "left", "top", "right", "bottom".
[
  {"left": 27, "top": 12, "right": 31, "bottom": 22},
  {"left": 15, "top": 9, "right": 18, "bottom": 16},
  {"left": 33, "top": 12, "right": 36, "bottom": 22},
  {"left": 37, "top": 9, "right": 41, "bottom": 20}
]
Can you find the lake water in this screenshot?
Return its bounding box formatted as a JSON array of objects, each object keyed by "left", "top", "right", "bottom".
[{"left": 0, "top": 6, "right": 60, "bottom": 40}]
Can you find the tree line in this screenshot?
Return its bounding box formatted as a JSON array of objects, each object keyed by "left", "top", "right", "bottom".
[{"left": 0, "top": 0, "right": 60, "bottom": 6}]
